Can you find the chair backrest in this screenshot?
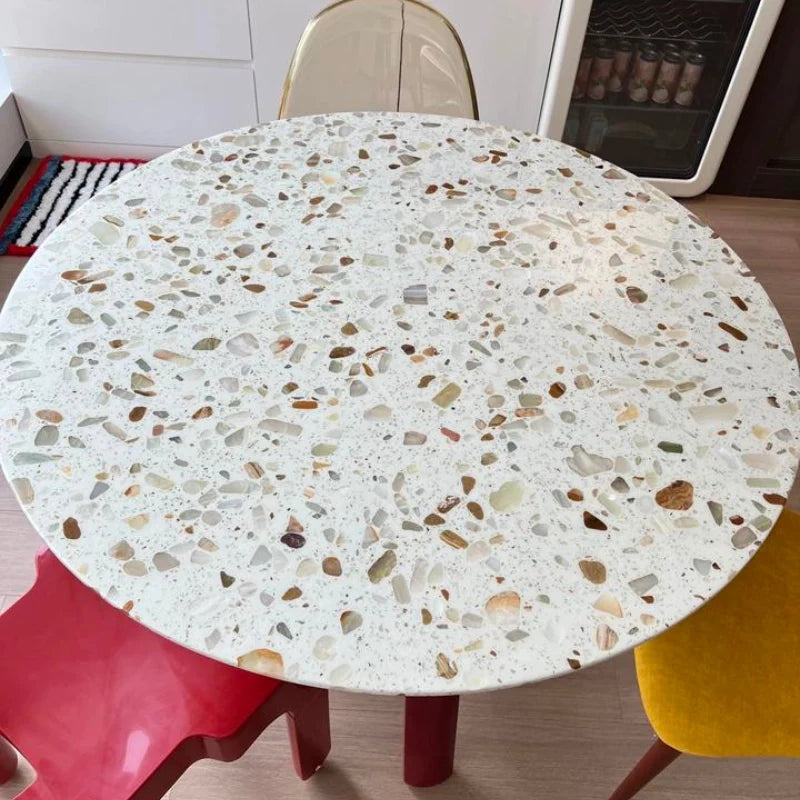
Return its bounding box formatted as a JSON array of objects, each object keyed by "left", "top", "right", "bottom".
[
  {"left": 0, "top": 550, "right": 279, "bottom": 799},
  {"left": 280, "top": 0, "right": 478, "bottom": 120}
]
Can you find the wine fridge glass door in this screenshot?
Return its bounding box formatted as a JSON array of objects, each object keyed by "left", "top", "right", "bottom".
[{"left": 539, "top": 0, "right": 784, "bottom": 196}]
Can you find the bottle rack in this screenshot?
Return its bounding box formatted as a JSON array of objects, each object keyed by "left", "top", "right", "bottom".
[
  {"left": 587, "top": 0, "right": 727, "bottom": 44},
  {"left": 570, "top": 95, "right": 712, "bottom": 115}
]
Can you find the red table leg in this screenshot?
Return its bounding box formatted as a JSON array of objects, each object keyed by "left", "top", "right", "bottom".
[
  {"left": 403, "top": 695, "right": 460, "bottom": 787},
  {"left": 285, "top": 687, "right": 331, "bottom": 780},
  {"left": 0, "top": 736, "right": 17, "bottom": 784}
]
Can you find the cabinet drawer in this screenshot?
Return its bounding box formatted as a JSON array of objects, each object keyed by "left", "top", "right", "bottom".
[
  {"left": 7, "top": 52, "right": 257, "bottom": 147},
  {"left": 0, "top": 0, "right": 251, "bottom": 60}
]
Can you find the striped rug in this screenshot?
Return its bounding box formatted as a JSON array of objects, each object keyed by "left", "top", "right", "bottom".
[{"left": 0, "top": 155, "right": 145, "bottom": 256}]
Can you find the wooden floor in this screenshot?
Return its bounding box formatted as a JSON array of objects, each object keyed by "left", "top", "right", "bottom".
[{"left": 1, "top": 163, "right": 799, "bottom": 799}]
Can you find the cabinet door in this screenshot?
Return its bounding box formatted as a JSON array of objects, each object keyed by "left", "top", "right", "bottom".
[
  {"left": 6, "top": 52, "right": 257, "bottom": 149},
  {"left": 425, "top": 0, "right": 563, "bottom": 130},
  {"left": 0, "top": 0, "right": 251, "bottom": 60}
]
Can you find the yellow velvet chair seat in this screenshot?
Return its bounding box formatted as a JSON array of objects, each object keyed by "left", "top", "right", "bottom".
[{"left": 635, "top": 509, "right": 800, "bottom": 758}]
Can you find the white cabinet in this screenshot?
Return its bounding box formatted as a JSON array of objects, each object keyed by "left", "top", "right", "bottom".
[
  {"left": 0, "top": 0, "right": 252, "bottom": 60},
  {"left": 1, "top": 0, "right": 258, "bottom": 157},
  {"left": 6, "top": 52, "right": 256, "bottom": 155},
  {"left": 1, "top": 0, "right": 562, "bottom": 158}
]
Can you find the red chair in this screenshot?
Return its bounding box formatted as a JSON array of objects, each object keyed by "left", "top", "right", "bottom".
[{"left": 0, "top": 550, "right": 330, "bottom": 800}]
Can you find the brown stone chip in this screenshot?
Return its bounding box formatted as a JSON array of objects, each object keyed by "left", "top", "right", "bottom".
[
  {"left": 63, "top": 517, "right": 81, "bottom": 539},
  {"left": 340, "top": 610, "right": 362, "bottom": 633},
  {"left": 367, "top": 550, "right": 397, "bottom": 583},
  {"left": 763, "top": 493, "right": 787, "bottom": 505},
  {"left": 432, "top": 383, "right": 462, "bottom": 408},
  {"left": 579, "top": 559, "right": 606, "bottom": 584},
  {"left": 626, "top": 286, "right": 647, "bottom": 304},
  {"left": 237, "top": 648, "right": 283, "bottom": 676},
  {"left": 655, "top": 480, "right": 694, "bottom": 511},
  {"left": 244, "top": 462, "right": 264, "bottom": 479},
  {"left": 193, "top": 337, "right": 221, "bottom": 351},
  {"left": 36, "top": 410, "right": 63, "bottom": 424},
  {"left": 440, "top": 530, "right": 468, "bottom": 549},
  {"left": 61, "top": 269, "right": 87, "bottom": 281},
  {"left": 286, "top": 516, "right": 304, "bottom": 533},
  {"left": 583, "top": 511, "right": 608, "bottom": 531},
  {"left": 718, "top": 322, "right": 747, "bottom": 341},
  {"left": 436, "top": 653, "right": 458, "bottom": 679},
  {"left": 437, "top": 496, "right": 460, "bottom": 514},
  {"left": 322, "top": 557, "right": 342, "bottom": 576}
]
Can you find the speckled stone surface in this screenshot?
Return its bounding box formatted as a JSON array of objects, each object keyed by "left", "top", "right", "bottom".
[{"left": 0, "top": 112, "right": 797, "bottom": 695}]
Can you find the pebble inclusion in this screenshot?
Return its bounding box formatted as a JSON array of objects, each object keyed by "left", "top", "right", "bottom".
[{"left": 0, "top": 112, "right": 798, "bottom": 695}]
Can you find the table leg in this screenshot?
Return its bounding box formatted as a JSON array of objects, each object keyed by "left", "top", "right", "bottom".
[
  {"left": 0, "top": 736, "right": 17, "bottom": 784},
  {"left": 403, "top": 695, "right": 460, "bottom": 787}
]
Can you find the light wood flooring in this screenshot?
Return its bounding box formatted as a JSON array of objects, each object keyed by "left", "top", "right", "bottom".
[{"left": 1, "top": 162, "right": 798, "bottom": 799}]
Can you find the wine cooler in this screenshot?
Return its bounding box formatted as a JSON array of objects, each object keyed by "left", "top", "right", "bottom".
[{"left": 538, "top": 0, "right": 784, "bottom": 196}]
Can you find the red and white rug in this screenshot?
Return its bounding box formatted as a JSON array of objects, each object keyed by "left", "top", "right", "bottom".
[{"left": 0, "top": 155, "right": 145, "bottom": 256}]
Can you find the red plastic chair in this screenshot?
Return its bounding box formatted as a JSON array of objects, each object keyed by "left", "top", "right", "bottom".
[{"left": 0, "top": 550, "right": 331, "bottom": 800}]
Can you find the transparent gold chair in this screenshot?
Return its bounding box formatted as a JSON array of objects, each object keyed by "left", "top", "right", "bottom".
[{"left": 279, "top": 0, "right": 478, "bottom": 120}]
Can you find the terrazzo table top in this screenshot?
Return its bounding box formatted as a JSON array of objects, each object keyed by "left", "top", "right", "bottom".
[{"left": 1, "top": 112, "right": 798, "bottom": 695}]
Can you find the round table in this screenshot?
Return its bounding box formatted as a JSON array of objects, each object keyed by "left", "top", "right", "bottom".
[{"left": 1, "top": 112, "right": 798, "bottom": 784}]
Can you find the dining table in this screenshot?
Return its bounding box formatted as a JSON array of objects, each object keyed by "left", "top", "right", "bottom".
[{"left": 0, "top": 111, "right": 797, "bottom": 787}]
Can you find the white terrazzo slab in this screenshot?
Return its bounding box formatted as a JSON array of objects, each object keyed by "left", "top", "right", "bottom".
[{"left": 0, "top": 112, "right": 797, "bottom": 695}]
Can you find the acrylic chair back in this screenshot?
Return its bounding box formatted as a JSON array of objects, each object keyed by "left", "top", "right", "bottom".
[{"left": 280, "top": 0, "right": 478, "bottom": 120}]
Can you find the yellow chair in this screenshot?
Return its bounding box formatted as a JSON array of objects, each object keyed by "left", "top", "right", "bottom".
[
  {"left": 279, "top": 0, "right": 478, "bottom": 120},
  {"left": 609, "top": 508, "right": 800, "bottom": 800}
]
